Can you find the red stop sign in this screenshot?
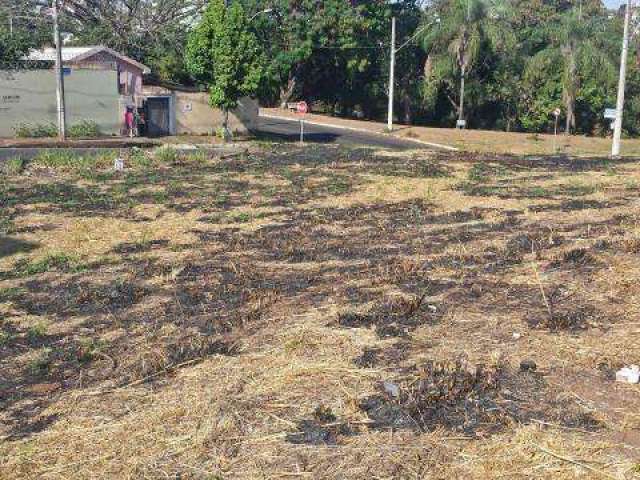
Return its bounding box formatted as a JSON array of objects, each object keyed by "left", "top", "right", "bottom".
[{"left": 297, "top": 101, "right": 308, "bottom": 114}]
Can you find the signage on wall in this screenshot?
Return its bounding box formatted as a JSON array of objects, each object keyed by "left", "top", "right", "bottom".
[
  {"left": 2, "top": 95, "right": 20, "bottom": 104},
  {"left": 182, "top": 102, "right": 193, "bottom": 113}
]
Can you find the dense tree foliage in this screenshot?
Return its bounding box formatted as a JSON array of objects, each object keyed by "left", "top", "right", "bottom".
[
  {"left": 2, "top": 0, "right": 640, "bottom": 136},
  {"left": 186, "top": 0, "right": 263, "bottom": 134}
]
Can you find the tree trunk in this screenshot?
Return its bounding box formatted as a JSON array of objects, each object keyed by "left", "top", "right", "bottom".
[
  {"left": 222, "top": 109, "right": 231, "bottom": 142},
  {"left": 459, "top": 69, "right": 466, "bottom": 126},
  {"left": 565, "top": 48, "right": 577, "bottom": 135},
  {"left": 402, "top": 92, "right": 412, "bottom": 124},
  {"left": 279, "top": 66, "right": 300, "bottom": 107}
]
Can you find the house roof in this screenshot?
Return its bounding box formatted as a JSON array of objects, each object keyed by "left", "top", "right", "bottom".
[{"left": 25, "top": 46, "right": 150, "bottom": 74}]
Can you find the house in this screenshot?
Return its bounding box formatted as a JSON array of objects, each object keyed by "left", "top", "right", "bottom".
[
  {"left": 0, "top": 46, "right": 258, "bottom": 138},
  {"left": 0, "top": 46, "right": 149, "bottom": 137},
  {"left": 25, "top": 46, "right": 150, "bottom": 99}
]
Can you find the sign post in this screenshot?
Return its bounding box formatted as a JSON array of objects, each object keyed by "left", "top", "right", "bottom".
[
  {"left": 604, "top": 108, "right": 617, "bottom": 132},
  {"left": 296, "top": 101, "right": 308, "bottom": 144}
]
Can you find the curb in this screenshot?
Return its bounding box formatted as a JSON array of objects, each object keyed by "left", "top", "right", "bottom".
[{"left": 259, "top": 113, "right": 459, "bottom": 152}]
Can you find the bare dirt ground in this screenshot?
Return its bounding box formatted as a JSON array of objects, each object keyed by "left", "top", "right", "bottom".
[
  {"left": 263, "top": 107, "right": 640, "bottom": 157},
  {"left": 1, "top": 143, "right": 640, "bottom": 479}
]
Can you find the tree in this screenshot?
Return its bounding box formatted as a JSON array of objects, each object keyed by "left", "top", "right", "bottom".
[
  {"left": 61, "top": 0, "right": 205, "bottom": 83},
  {"left": 185, "top": 0, "right": 263, "bottom": 136},
  {"left": 421, "top": 0, "right": 513, "bottom": 127},
  {"left": 525, "top": 7, "right": 614, "bottom": 134},
  {"left": 0, "top": 0, "right": 51, "bottom": 68}
]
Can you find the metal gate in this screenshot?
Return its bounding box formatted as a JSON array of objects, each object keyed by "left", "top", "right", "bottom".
[{"left": 145, "top": 97, "right": 171, "bottom": 137}]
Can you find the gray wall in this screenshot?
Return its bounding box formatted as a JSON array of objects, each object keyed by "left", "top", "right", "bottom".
[{"left": 0, "top": 69, "right": 121, "bottom": 137}]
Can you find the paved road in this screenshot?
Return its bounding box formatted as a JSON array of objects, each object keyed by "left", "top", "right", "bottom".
[{"left": 256, "top": 116, "right": 432, "bottom": 150}]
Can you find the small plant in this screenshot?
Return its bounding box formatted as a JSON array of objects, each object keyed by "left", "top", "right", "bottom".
[
  {"left": 129, "top": 148, "right": 154, "bottom": 169},
  {"left": 29, "top": 347, "right": 53, "bottom": 376},
  {"left": 216, "top": 126, "right": 232, "bottom": 140},
  {"left": 69, "top": 120, "right": 101, "bottom": 138},
  {"left": 0, "top": 330, "right": 12, "bottom": 347},
  {"left": 27, "top": 321, "right": 48, "bottom": 344},
  {"left": 13, "top": 252, "right": 85, "bottom": 277},
  {"left": 3, "top": 157, "right": 25, "bottom": 175},
  {"left": 155, "top": 146, "right": 179, "bottom": 163},
  {"left": 231, "top": 212, "right": 251, "bottom": 223},
  {"left": 76, "top": 338, "right": 108, "bottom": 363},
  {"left": 187, "top": 151, "right": 209, "bottom": 164},
  {"left": 0, "top": 287, "right": 25, "bottom": 303}
]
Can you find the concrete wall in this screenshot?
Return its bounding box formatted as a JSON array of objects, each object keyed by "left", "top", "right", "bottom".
[
  {"left": 174, "top": 93, "right": 258, "bottom": 135},
  {"left": 0, "top": 69, "right": 121, "bottom": 137},
  {"left": 142, "top": 86, "right": 258, "bottom": 136}
]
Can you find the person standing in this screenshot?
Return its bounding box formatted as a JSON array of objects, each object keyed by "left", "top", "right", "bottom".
[{"left": 125, "top": 106, "right": 135, "bottom": 138}]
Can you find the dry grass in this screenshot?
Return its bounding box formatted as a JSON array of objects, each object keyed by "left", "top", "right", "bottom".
[{"left": 1, "top": 143, "right": 640, "bottom": 479}]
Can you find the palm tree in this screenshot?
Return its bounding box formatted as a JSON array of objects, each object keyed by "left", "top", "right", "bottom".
[
  {"left": 420, "top": 0, "right": 513, "bottom": 126},
  {"left": 526, "top": 8, "right": 614, "bottom": 134}
]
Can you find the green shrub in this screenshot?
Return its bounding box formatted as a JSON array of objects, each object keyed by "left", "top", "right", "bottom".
[
  {"left": 14, "top": 120, "right": 101, "bottom": 138},
  {"left": 14, "top": 122, "right": 57, "bottom": 138},
  {"left": 69, "top": 120, "right": 101, "bottom": 138}
]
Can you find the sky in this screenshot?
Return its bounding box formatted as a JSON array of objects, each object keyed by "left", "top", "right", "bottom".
[{"left": 604, "top": 0, "right": 625, "bottom": 8}]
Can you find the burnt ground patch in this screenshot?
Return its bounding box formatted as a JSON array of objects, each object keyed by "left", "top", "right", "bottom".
[
  {"left": 337, "top": 294, "right": 445, "bottom": 339},
  {"left": 358, "top": 358, "right": 602, "bottom": 436}
]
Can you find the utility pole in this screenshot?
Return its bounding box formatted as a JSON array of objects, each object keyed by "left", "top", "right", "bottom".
[
  {"left": 387, "top": 16, "right": 396, "bottom": 132},
  {"left": 612, "top": 0, "right": 632, "bottom": 157},
  {"left": 52, "top": 0, "right": 66, "bottom": 141}
]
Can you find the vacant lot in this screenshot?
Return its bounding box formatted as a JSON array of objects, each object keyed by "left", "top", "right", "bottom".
[{"left": 1, "top": 144, "right": 639, "bottom": 479}]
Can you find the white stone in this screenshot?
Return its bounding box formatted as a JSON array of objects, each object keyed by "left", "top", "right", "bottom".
[
  {"left": 383, "top": 381, "right": 400, "bottom": 398},
  {"left": 616, "top": 365, "right": 640, "bottom": 384}
]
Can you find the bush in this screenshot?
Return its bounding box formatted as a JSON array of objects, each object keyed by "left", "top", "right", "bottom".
[
  {"left": 14, "top": 122, "right": 57, "bottom": 138},
  {"left": 69, "top": 120, "right": 101, "bottom": 138},
  {"left": 14, "top": 120, "right": 102, "bottom": 138}
]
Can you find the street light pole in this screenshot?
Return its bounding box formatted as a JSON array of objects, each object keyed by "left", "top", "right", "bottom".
[
  {"left": 52, "top": 0, "right": 66, "bottom": 141},
  {"left": 387, "top": 16, "right": 396, "bottom": 132},
  {"left": 612, "top": 0, "right": 632, "bottom": 157}
]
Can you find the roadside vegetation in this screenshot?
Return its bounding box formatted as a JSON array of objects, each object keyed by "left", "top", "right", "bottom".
[{"left": 1, "top": 143, "right": 640, "bottom": 478}]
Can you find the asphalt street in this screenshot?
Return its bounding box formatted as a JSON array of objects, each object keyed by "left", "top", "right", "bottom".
[{"left": 256, "top": 116, "right": 432, "bottom": 150}]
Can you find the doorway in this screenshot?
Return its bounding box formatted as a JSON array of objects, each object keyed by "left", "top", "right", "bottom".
[{"left": 145, "top": 97, "right": 171, "bottom": 137}]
